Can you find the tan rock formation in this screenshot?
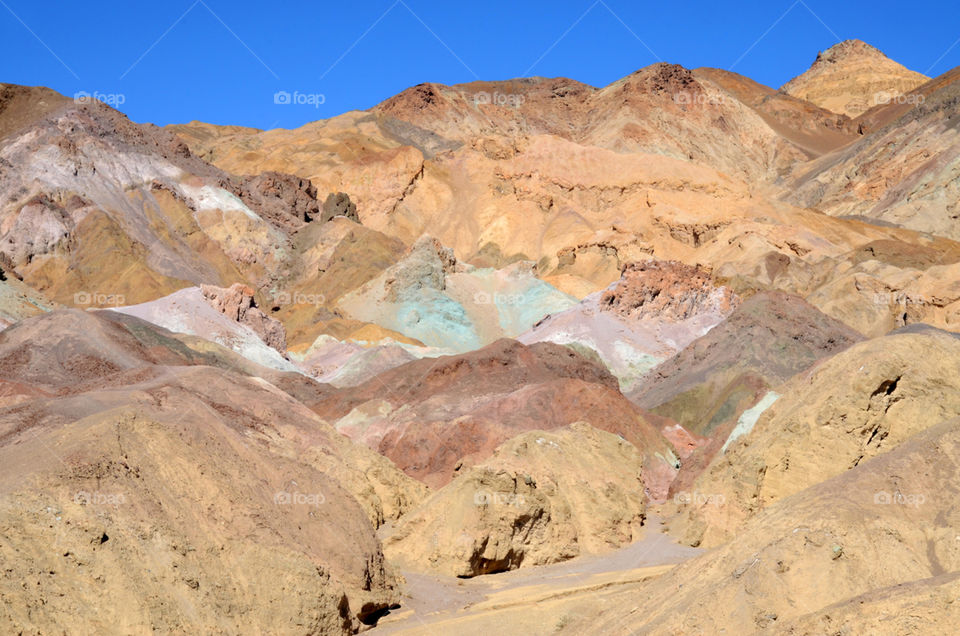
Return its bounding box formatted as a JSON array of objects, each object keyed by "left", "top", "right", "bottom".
[{"left": 383, "top": 422, "right": 646, "bottom": 577}]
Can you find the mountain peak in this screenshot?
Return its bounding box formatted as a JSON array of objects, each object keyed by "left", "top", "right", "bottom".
[
  {"left": 814, "top": 39, "right": 886, "bottom": 63},
  {"left": 781, "top": 39, "right": 928, "bottom": 117}
]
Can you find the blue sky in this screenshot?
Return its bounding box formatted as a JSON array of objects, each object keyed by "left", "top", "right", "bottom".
[{"left": 3, "top": 0, "right": 959, "bottom": 129}]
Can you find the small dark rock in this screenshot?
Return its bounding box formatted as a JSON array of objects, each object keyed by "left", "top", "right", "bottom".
[{"left": 321, "top": 192, "right": 359, "bottom": 223}]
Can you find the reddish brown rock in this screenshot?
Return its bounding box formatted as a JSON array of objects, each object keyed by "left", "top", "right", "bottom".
[
  {"left": 230, "top": 170, "right": 320, "bottom": 230},
  {"left": 310, "top": 338, "right": 681, "bottom": 495},
  {"left": 694, "top": 67, "right": 858, "bottom": 156},
  {"left": 600, "top": 260, "right": 738, "bottom": 322}
]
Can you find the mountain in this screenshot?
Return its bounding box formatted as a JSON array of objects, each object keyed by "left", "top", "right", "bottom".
[
  {"left": 694, "top": 67, "right": 858, "bottom": 156},
  {"left": 369, "top": 419, "right": 960, "bottom": 634},
  {"left": 164, "top": 63, "right": 960, "bottom": 346},
  {"left": 0, "top": 85, "right": 283, "bottom": 305},
  {"left": 781, "top": 39, "right": 929, "bottom": 117},
  {"left": 625, "top": 291, "right": 863, "bottom": 501},
  {"left": 3, "top": 36, "right": 960, "bottom": 634},
  {"left": 629, "top": 292, "right": 863, "bottom": 435},
  {"left": 0, "top": 83, "right": 71, "bottom": 140},
  {"left": 519, "top": 260, "right": 738, "bottom": 392},
  {"left": 790, "top": 66, "right": 960, "bottom": 241}
]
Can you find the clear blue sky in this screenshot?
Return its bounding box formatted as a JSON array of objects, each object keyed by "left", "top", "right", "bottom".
[{"left": 3, "top": 0, "right": 959, "bottom": 129}]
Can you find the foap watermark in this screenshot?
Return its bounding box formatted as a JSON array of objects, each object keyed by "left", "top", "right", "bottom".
[
  {"left": 273, "top": 90, "right": 325, "bottom": 108},
  {"left": 874, "top": 91, "right": 925, "bottom": 107},
  {"left": 272, "top": 291, "right": 326, "bottom": 307},
  {"left": 474, "top": 490, "right": 525, "bottom": 508},
  {"left": 472, "top": 291, "right": 528, "bottom": 306},
  {"left": 274, "top": 491, "right": 325, "bottom": 506},
  {"left": 673, "top": 491, "right": 726, "bottom": 506},
  {"left": 874, "top": 491, "right": 926, "bottom": 507},
  {"left": 473, "top": 91, "right": 525, "bottom": 108},
  {"left": 74, "top": 91, "right": 126, "bottom": 107},
  {"left": 873, "top": 292, "right": 927, "bottom": 307},
  {"left": 74, "top": 490, "right": 126, "bottom": 506},
  {"left": 73, "top": 291, "right": 125, "bottom": 307},
  {"left": 673, "top": 91, "right": 726, "bottom": 106}
]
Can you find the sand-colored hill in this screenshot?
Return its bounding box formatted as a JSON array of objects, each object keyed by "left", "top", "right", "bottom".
[
  {"left": 781, "top": 39, "right": 928, "bottom": 117},
  {"left": 578, "top": 418, "right": 960, "bottom": 634},
  {"left": 367, "top": 420, "right": 960, "bottom": 635},
  {"left": 670, "top": 328, "right": 960, "bottom": 548}
]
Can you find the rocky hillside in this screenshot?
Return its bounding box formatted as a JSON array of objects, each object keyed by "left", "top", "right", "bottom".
[
  {"left": 0, "top": 310, "right": 427, "bottom": 633},
  {"left": 308, "top": 337, "right": 680, "bottom": 494},
  {"left": 790, "top": 66, "right": 960, "bottom": 241},
  {"left": 670, "top": 327, "right": 960, "bottom": 548}
]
